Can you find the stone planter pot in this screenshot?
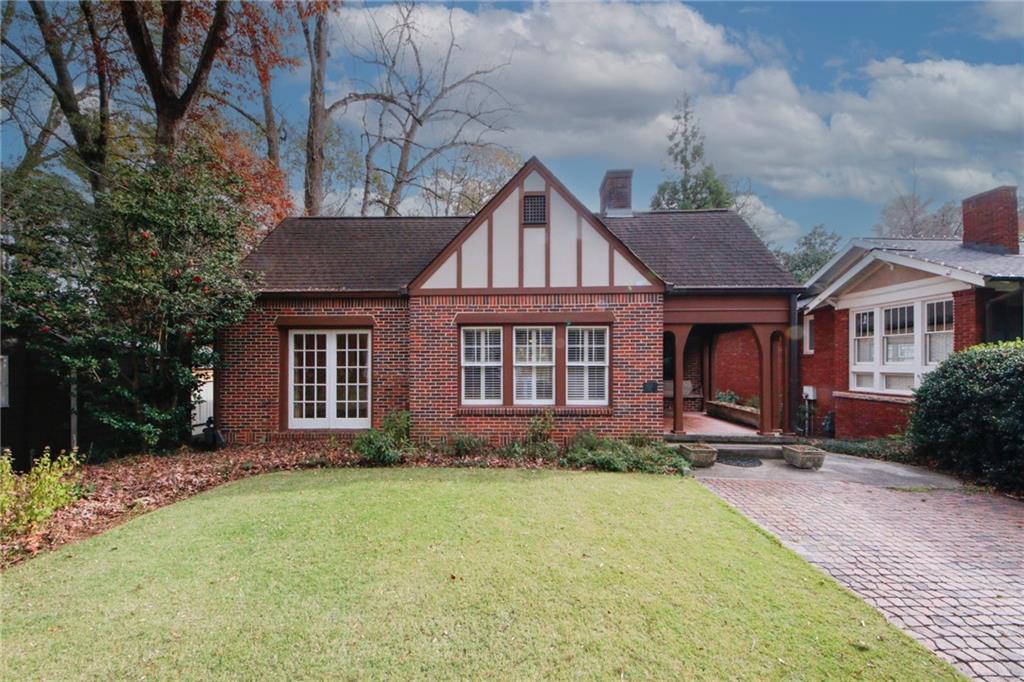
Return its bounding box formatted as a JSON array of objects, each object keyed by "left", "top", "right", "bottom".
[
  {"left": 705, "top": 400, "right": 760, "bottom": 428},
  {"left": 783, "top": 444, "right": 826, "bottom": 470},
  {"left": 679, "top": 443, "right": 717, "bottom": 468}
]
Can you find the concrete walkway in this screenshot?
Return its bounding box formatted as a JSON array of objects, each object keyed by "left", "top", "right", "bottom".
[{"left": 699, "top": 456, "right": 1024, "bottom": 681}]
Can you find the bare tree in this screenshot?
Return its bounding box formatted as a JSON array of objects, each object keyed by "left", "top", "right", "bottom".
[
  {"left": 347, "top": 3, "right": 512, "bottom": 216},
  {"left": 873, "top": 174, "right": 962, "bottom": 238},
  {"left": 119, "top": 0, "right": 230, "bottom": 154},
  {"left": 418, "top": 147, "right": 521, "bottom": 216},
  {"left": 3, "top": 1, "right": 112, "bottom": 192}
]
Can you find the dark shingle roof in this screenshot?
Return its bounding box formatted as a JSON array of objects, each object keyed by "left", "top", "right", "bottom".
[
  {"left": 244, "top": 216, "right": 470, "bottom": 293},
  {"left": 245, "top": 209, "right": 797, "bottom": 293},
  {"left": 603, "top": 210, "right": 799, "bottom": 290}
]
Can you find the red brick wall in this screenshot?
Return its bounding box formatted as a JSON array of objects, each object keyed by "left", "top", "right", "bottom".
[
  {"left": 834, "top": 394, "right": 912, "bottom": 439},
  {"left": 215, "top": 296, "right": 409, "bottom": 444},
  {"left": 408, "top": 292, "right": 664, "bottom": 443},
  {"left": 711, "top": 328, "right": 759, "bottom": 402},
  {"left": 798, "top": 307, "right": 837, "bottom": 433},
  {"left": 962, "top": 186, "right": 1019, "bottom": 255},
  {"left": 953, "top": 288, "right": 992, "bottom": 350}
]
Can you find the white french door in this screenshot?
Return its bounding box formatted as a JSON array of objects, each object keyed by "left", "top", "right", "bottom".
[{"left": 289, "top": 329, "right": 371, "bottom": 429}]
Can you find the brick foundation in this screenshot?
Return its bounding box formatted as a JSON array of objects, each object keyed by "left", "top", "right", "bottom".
[{"left": 833, "top": 392, "right": 912, "bottom": 439}]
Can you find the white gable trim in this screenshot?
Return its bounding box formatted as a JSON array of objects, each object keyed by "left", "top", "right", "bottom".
[{"left": 803, "top": 250, "right": 985, "bottom": 311}]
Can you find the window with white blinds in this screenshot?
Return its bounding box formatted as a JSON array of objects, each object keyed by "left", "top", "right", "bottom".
[
  {"left": 567, "top": 327, "right": 609, "bottom": 405},
  {"left": 514, "top": 327, "right": 554, "bottom": 404},
  {"left": 462, "top": 327, "right": 502, "bottom": 404}
]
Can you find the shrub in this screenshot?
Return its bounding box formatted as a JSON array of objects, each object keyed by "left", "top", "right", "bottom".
[
  {"left": 810, "top": 438, "right": 916, "bottom": 464},
  {"left": 714, "top": 390, "right": 739, "bottom": 404},
  {"left": 1, "top": 447, "right": 82, "bottom": 539},
  {"left": 381, "top": 410, "right": 411, "bottom": 447},
  {"left": 744, "top": 396, "right": 760, "bottom": 410},
  {"left": 445, "top": 433, "right": 490, "bottom": 458},
  {"left": 562, "top": 431, "right": 690, "bottom": 475},
  {"left": 351, "top": 429, "right": 404, "bottom": 467},
  {"left": 495, "top": 411, "right": 558, "bottom": 461},
  {"left": 908, "top": 340, "right": 1024, "bottom": 492}
]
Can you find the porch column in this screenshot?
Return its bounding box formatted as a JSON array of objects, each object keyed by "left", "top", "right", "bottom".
[
  {"left": 752, "top": 324, "right": 776, "bottom": 435},
  {"left": 667, "top": 324, "right": 692, "bottom": 434}
]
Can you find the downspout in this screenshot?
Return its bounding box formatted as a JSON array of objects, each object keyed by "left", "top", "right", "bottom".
[{"left": 787, "top": 294, "right": 800, "bottom": 434}]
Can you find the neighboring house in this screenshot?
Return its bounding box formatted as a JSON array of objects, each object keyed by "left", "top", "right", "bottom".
[
  {"left": 799, "top": 186, "right": 1023, "bottom": 438},
  {"left": 216, "top": 157, "right": 800, "bottom": 444}
]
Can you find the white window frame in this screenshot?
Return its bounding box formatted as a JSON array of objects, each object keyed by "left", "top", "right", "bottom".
[
  {"left": 802, "top": 315, "right": 815, "bottom": 355},
  {"left": 566, "top": 326, "right": 610, "bottom": 406},
  {"left": 882, "top": 304, "right": 916, "bottom": 365},
  {"left": 461, "top": 326, "right": 503, "bottom": 405},
  {"left": 925, "top": 299, "right": 955, "bottom": 366},
  {"left": 288, "top": 329, "right": 372, "bottom": 430},
  {"left": 513, "top": 326, "right": 555, "bottom": 405},
  {"left": 847, "top": 296, "right": 954, "bottom": 396}
]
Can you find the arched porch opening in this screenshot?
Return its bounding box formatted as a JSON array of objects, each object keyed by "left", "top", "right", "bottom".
[{"left": 664, "top": 323, "right": 790, "bottom": 436}]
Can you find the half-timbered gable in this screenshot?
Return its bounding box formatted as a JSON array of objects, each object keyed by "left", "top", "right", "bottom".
[{"left": 410, "top": 158, "right": 662, "bottom": 294}]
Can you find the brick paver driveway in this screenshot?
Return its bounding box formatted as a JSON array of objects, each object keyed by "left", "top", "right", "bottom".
[{"left": 702, "top": 477, "right": 1024, "bottom": 681}]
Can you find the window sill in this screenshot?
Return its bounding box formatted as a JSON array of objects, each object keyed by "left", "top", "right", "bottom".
[
  {"left": 834, "top": 390, "right": 914, "bottom": 405},
  {"left": 457, "top": 406, "right": 613, "bottom": 417}
]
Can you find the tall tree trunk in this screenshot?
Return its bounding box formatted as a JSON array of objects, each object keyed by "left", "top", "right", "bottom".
[
  {"left": 385, "top": 119, "right": 419, "bottom": 216},
  {"left": 301, "top": 13, "right": 326, "bottom": 215},
  {"left": 260, "top": 71, "right": 280, "bottom": 167}
]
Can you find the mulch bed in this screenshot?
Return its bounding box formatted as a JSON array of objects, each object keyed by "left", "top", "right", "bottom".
[{"left": 0, "top": 444, "right": 555, "bottom": 568}]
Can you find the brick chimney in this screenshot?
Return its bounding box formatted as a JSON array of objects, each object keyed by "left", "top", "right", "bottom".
[
  {"left": 600, "top": 169, "right": 633, "bottom": 217},
  {"left": 962, "top": 185, "right": 1019, "bottom": 254}
]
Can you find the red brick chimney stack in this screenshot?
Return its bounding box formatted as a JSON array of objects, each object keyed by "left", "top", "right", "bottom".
[
  {"left": 961, "top": 185, "right": 1019, "bottom": 255},
  {"left": 600, "top": 169, "right": 633, "bottom": 217}
]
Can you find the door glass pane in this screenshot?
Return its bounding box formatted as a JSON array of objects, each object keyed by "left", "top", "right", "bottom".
[{"left": 335, "top": 332, "right": 370, "bottom": 424}]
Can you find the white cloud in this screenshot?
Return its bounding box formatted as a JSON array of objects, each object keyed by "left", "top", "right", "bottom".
[
  {"left": 735, "top": 194, "right": 801, "bottom": 245},
  {"left": 976, "top": 2, "right": 1024, "bottom": 40},
  {"left": 699, "top": 60, "right": 1024, "bottom": 203},
  {"left": 325, "top": 2, "right": 1023, "bottom": 212}
]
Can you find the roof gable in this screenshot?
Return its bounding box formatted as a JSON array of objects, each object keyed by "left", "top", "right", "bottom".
[{"left": 409, "top": 157, "right": 662, "bottom": 293}]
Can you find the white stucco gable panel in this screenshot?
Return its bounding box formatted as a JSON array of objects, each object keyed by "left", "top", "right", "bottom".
[
  {"left": 461, "top": 222, "right": 488, "bottom": 287},
  {"left": 613, "top": 250, "right": 648, "bottom": 287},
  {"left": 523, "top": 228, "right": 546, "bottom": 287},
  {"left": 523, "top": 171, "right": 545, "bottom": 192},
  {"left": 491, "top": 193, "right": 519, "bottom": 287},
  {"left": 550, "top": 189, "right": 578, "bottom": 287},
  {"left": 422, "top": 251, "right": 457, "bottom": 289},
  {"left": 581, "top": 220, "right": 609, "bottom": 286}
]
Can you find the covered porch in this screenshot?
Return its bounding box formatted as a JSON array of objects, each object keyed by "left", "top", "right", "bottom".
[{"left": 663, "top": 293, "right": 798, "bottom": 436}]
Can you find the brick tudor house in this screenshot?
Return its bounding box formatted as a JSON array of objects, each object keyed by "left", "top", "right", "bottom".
[{"left": 215, "top": 158, "right": 1022, "bottom": 445}]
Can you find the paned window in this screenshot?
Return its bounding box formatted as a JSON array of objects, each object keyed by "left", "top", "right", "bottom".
[
  {"left": 854, "top": 311, "right": 874, "bottom": 363},
  {"left": 926, "top": 300, "right": 954, "bottom": 364},
  {"left": 462, "top": 327, "right": 502, "bottom": 404},
  {"left": 567, "top": 327, "right": 609, "bottom": 405},
  {"left": 513, "top": 327, "right": 554, "bottom": 404},
  {"left": 883, "top": 305, "right": 915, "bottom": 363}
]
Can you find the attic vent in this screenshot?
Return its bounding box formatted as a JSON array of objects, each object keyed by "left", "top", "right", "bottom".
[{"left": 523, "top": 194, "right": 546, "bottom": 225}]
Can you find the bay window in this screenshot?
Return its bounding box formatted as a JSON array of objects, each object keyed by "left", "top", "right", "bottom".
[
  {"left": 462, "top": 327, "right": 503, "bottom": 404},
  {"left": 567, "top": 327, "right": 608, "bottom": 405},
  {"left": 847, "top": 298, "right": 953, "bottom": 395},
  {"left": 514, "top": 327, "right": 554, "bottom": 404}
]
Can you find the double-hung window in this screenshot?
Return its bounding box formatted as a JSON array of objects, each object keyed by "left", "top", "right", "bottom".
[
  {"left": 853, "top": 311, "right": 874, "bottom": 363},
  {"left": 926, "top": 300, "right": 954, "bottom": 364},
  {"left": 513, "top": 327, "right": 554, "bottom": 404},
  {"left": 883, "top": 305, "right": 915, "bottom": 364},
  {"left": 462, "top": 327, "right": 502, "bottom": 404},
  {"left": 567, "top": 327, "right": 608, "bottom": 405}
]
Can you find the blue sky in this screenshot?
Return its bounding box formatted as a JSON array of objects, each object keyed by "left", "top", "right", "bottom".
[
  {"left": 264, "top": 0, "right": 1022, "bottom": 245},
  {"left": 3, "top": 1, "right": 1021, "bottom": 245}
]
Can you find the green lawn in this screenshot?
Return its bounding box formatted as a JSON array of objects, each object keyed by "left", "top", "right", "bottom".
[{"left": 4, "top": 468, "right": 959, "bottom": 680}]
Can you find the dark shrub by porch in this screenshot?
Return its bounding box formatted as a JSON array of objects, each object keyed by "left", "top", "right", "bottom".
[{"left": 908, "top": 340, "right": 1024, "bottom": 492}]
